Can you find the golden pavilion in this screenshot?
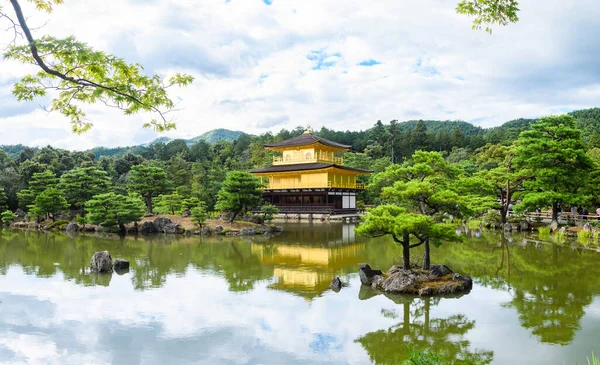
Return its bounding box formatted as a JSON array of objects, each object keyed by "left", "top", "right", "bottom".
[{"left": 250, "top": 127, "right": 372, "bottom": 214}]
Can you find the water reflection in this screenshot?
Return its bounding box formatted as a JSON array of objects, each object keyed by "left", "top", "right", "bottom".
[
  {"left": 356, "top": 294, "right": 493, "bottom": 364},
  {"left": 1, "top": 226, "right": 600, "bottom": 364}
]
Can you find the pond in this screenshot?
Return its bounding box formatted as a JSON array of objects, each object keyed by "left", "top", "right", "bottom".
[{"left": 0, "top": 223, "right": 599, "bottom": 365}]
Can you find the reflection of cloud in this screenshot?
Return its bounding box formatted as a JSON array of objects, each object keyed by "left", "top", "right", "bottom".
[{"left": 1, "top": 266, "right": 599, "bottom": 364}]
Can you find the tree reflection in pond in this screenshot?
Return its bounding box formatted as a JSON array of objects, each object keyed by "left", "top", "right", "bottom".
[{"left": 356, "top": 293, "right": 493, "bottom": 365}]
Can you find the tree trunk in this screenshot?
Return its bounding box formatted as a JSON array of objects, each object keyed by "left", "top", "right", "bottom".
[
  {"left": 402, "top": 230, "right": 411, "bottom": 269},
  {"left": 422, "top": 237, "right": 431, "bottom": 270},
  {"left": 145, "top": 196, "right": 153, "bottom": 213},
  {"left": 552, "top": 202, "right": 559, "bottom": 224},
  {"left": 228, "top": 211, "right": 239, "bottom": 224},
  {"left": 119, "top": 223, "right": 126, "bottom": 234},
  {"left": 500, "top": 206, "right": 507, "bottom": 224}
]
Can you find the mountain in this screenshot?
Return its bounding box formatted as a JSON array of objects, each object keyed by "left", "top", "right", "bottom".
[
  {"left": 143, "top": 128, "right": 245, "bottom": 147},
  {"left": 396, "top": 120, "right": 483, "bottom": 136}
]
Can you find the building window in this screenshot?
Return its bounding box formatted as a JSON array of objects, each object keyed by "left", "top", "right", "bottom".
[{"left": 305, "top": 152, "right": 312, "bottom": 160}]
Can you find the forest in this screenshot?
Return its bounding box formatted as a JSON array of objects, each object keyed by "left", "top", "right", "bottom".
[{"left": 1, "top": 108, "right": 600, "bottom": 232}]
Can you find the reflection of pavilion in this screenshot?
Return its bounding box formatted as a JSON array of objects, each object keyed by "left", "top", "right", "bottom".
[{"left": 251, "top": 223, "right": 366, "bottom": 299}]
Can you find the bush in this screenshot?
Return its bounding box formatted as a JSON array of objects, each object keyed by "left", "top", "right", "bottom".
[
  {"left": 1, "top": 211, "right": 17, "bottom": 224},
  {"left": 191, "top": 204, "right": 208, "bottom": 227},
  {"left": 259, "top": 204, "right": 279, "bottom": 223},
  {"left": 537, "top": 227, "right": 551, "bottom": 236}
]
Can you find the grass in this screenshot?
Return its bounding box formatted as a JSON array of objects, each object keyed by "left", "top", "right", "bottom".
[{"left": 402, "top": 347, "right": 488, "bottom": 365}]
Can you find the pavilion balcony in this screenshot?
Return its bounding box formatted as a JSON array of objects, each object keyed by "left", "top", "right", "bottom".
[
  {"left": 261, "top": 182, "right": 365, "bottom": 190},
  {"left": 272, "top": 155, "right": 344, "bottom": 166}
]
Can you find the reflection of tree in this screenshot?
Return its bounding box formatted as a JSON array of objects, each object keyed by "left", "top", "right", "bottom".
[
  {"left": 356, "top": 296, "right": 493, "bottom": 365},
  {"left": 438, "top": 231, "right": 600, "bottom": 345}
]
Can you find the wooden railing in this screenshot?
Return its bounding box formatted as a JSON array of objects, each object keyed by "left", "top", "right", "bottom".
[
  {"left": 262, "top": 182, "right": 364, "bottom": 190},
  {"left": 272, "top": 155, "right": 344, "bottom": 166}
]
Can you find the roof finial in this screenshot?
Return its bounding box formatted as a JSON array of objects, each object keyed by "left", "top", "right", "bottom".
[{"left": 304, "top": 125, "right": 313, "bottom": 134}]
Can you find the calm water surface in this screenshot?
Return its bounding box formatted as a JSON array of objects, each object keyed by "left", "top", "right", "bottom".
[{"left": 0, "top": 224, "right": 599, "bottom": 365}]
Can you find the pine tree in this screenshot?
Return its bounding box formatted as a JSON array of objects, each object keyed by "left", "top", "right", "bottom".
[
  {"left": 30, "top": 188, "right": 68, "bottom": 221},
  {"left": 215, "top": 171, "right": 263, "bottom": 223},
  {"left": 59, "top": 166, "right": 111, "bottom": 215},
  {"left": 127, "top": 165, "right": 169, "bottom": 213},
  {"left": 85, "top": 193, "right": 145, "bottom": 232},
  {"left": 513, "top": 115, "right": 596, "bottom": 222}
]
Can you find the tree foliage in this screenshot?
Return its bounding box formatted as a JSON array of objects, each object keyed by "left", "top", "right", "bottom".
[
  {"left": 456, "top": 0, "right": 520, "bottom": 33},
  {"left": 30, "top": 187, "right": 68, "bottom": 221},
  {"left": 85, "top": 192, "right": 145, "bottom": 232},
  {"left": 127, "top": 164, "right": 169, "bottom": 213},
  {"left": 513, "top": 115, "right": 595, "bottom": 222},
  {"left": 59, "top": 166, "right": 110, "bottom": 213},
  {"left": 1, "top": 0, "right": 193, "bottom": 133},
  {"left": 215, "top": 171, "right": 263, "bottom": 223}
]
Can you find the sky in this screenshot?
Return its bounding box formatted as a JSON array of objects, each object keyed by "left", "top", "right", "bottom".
[{"left": 0, "top": 0, "right": 599, "bottom": 150}]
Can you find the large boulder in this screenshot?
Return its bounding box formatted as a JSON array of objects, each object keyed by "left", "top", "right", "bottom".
[
  {"left": 430, "top": 264, "right": 453, "bottom": 278},
  {"left": 140, "top": 221, "right": 156, "bottom": 234},
  {"left": 113, "top": 259, "right": 130, "bottom": 271},
  {"left": 380, "top": 268, "right": 420, "bottom": 292},
  {"left": 90, "top": 251, "right": 113, "bottom": 273},
  {"left": 214, "top": 226, "right": 224, "bottom": 234},
  {"left": 550, "top": 220, "right": 559, "bottom": 232},
  {"left": 163, "top": 223, "right": 183, "bottom": 234},
  {"left": 154, "top": 217, "right": 172, "bottom": 232},
  {"left": 503, "top": 223, "right": 513, "bottom": 232},
  {"left": 64, "top": 222, "right": 79, "bottom": 232},
  {"left": 583, "top": 222, "right": 592, "bottom": 231},
  {"left": 330, "top": 277, "right": 342, "bottom": 292},
  {"left": 200, "top": 227, "right": 211, "bottom": 236},
  {"left": 271, "top": 226, "right": 284, "bottom": 233},
  {"left": 358, "top": 264, "right": 383, "bottom": 285}
]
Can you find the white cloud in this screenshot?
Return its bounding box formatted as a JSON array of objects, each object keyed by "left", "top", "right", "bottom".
[{"left": 0, "top": 0, "right": 599, "bottom": 149}]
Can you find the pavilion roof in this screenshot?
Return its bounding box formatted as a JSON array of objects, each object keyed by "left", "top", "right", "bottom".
[
  {"left": 264, "top": 132, "right": 351, "bottom": 150},
  {"left": 249, "top": 162, "right": 372, "bottom": 174}
]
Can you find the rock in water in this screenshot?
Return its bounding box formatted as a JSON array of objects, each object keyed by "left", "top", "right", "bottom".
[
  {"left": 503, "top": 223, "right": 512, "bottom": 232},
  {"left": 90, "top": 251, "right": 113, "bottom": 273},
  {"left": 584, "top": 222, "right": 591, "bottom": 231},
  {"left": 113, "top": 259, "right": 130, "bottom": 271},
  {"left": 358, "top": 264, "right": 383, "bottom": 285},
  {"left": 214, "top": 226, "right": 224, "bottom": 234},
  {"left": 140, "top": 221, "right": 156, "bottom": 234},
  {"left": 380, "top": 268, "right": 419, "bottom": 293},
  {"left": 330, "top": 277, "right": 342, "bottom": 292},
  {"left": 550, "top": 221, "right": 559, "bottom": 232},
  {"left": 154, "top": 217, "right": 172, "bottom": 232},
  {"left": 519, "top": 221, "right": 530, "bottom": 231},
  {"left": 64, "top": 222, "right": 79, "bottom": 232}
]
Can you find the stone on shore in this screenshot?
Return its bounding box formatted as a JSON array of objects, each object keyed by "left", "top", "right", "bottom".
[
  {"left": 64, "top": 222, "right": 79, "bottom": 232},
  {"left": 154, "top": 217, "right": 172, "bottom": 232},
  {"left": 163, "top": 223, "right": 183, "bottom": 234},
  {"left": 140, "top": 221, "right": 156, "bottom": 234},
  {"left": 90, "top": 251, "right": 113, "bottom": 273}
]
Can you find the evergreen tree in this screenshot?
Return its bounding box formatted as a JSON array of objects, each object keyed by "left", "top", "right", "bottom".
[
  {"left": 513, "top": 115, "right": 595, "bottom": 222},
  {"left": 31, "top": 188, "right": 68, "bottom": 221},
  {"left": 409, "top": 120, "right": 429, "bottom": 153},
  {"left": 154, "top": 193, "right": 184, "bottom": 215},
  {"left": 28, "top": 170, "right": 58, "bottom": 195},
  {"left": 59, "top": 166, "right": 111, "bottom": 215},
  {"left": 191, "top": 203, "right": 209, "bottom": 228},
  {"left": 85, "top": 193, "right": 145, "bottom": 232},
  {"left": 127, "top": 164, "right": 169, "bottom": 213},
  {"left": 0, "top": 189, "right": 7, "bottom": 212},
  {"left": 215, "top": 171, "right": 263, "bottom": 223}
]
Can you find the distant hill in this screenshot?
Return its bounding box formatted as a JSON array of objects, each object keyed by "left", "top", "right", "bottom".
[
  {"left": 143, "top": 128, "right": 245, "bottom": 147},
  {"left": 397, "top": 120, "right": 483, "bottom": 136}
]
